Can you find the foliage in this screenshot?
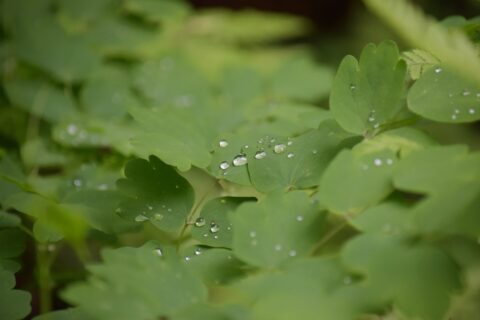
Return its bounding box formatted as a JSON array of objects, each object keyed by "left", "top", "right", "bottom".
[{"left": 0, "top": 0, "right": 480, "bottom": 319}]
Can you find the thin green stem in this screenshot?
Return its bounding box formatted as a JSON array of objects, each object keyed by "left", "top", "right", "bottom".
[{"left": 36, "top": 243, "right": 54, "bottom": 314}]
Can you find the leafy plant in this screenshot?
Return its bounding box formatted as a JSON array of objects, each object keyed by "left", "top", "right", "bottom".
[{"left": 1, "top": 0, "right": 480, "bottom": 319}]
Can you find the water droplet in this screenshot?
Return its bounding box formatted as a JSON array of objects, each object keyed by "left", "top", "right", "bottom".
[
  {"left": 287, "top": 140, "right": 293, "bottom": 146},
  {"left": 154, "top": 213, "right": 163, "bottom": 221},
  {"left": 434, "top": 67, "right": 442, "bottom": 74},
  {"left": 469, "top": 108, "right": 476, "bottom": 115},
  {"left": 462, "top": 89, "right": 471, "bottom": 96},
  {"left": 250, "top": 239, "right": 257, "bottom": 246},
  {"left": 289, "top": 250, "right": 297, "bottom": 257},
  {"left": 210, "top": 222, "right": 220, "bottom": 233},
  {"left": 368, "top": 116, "right": 376, "bottom": 122},
  {"left": 154, "top": 248, "right": 163, "bottom": 257},
  {"left": 477, "top": 93, "right": 480, "bottom": 98},
  {"left": 232, "top": 154, "right": 247, "bottom": 166},
  {"left": 454, "top": 109, "right": 460, "bottom": 114},
  {"left": 350, "top": 84, "right": 356, "bottom": 90},
  {"left": 273, "top": 144, "right": 286, "bottom": 154},
  {"left": 194, "top": 248, "right": 202, "bottom": 256},
  {"left": 312, "top": 150, "right": 318, "bottom": 154},
  {"left": 147, "top": 205, "right": 153, "bottom": 210},
  {"left": 227, "top": 226, "right": 231, "bottom": 231},
  {"left": 249, "top": 231, "right": 256, "bottom": 238},
  {"left": 184, "top": 256, "right": 191, "bottom": 262},
  {"left": 296, "top": 215, "right": 304, "bottom": 222},
  {"left": 270, "top": 138, "right": 276, "bottom": 143},
  {"left": 167, "top": 208, "right": 172, "bottom": 212},
  {"left": 274, "top": 244, "right": 283, "bottom": 251},
  {"left": 47, "top": 244, "right": 56, "bottom": 252},
  {"left": 373, "top": 123, "right": 380, "bottom": 129},
  {"left": 219, "top": 161, "right": 230, "bottom": 170},
  {"left": 203, "top": 233, "right": 208, "bottom": 237},
  {"left": 135, "top": 214, "right": 149, "bottom": 222},
  {"left": 244, "top": 145, "right": 249, "bottom": 149},
  {"left": 67, "top": 124, "right": 78, "bottom": 135},
  {"left": 386, "top": 158, "right": 394, "bottom": 166},
  {"left": 175, "top": 185, "right": 179, "bottom": 189},
  {"left": 373, "top": 158, "right": 383, "bottom": 166},
  {"left": 451, "top": 114, "right": 458, "bottom": 120},
  {"left": 97, "top": 184, "right": 108, "bottom": 191},
  {"left": 214, "top": 235, "right": 218, "bottom": 239},
  {"left": 73, "top": 179, "right": 82, "bottom": 187},
  {"left": 287, "top": 153, "right": 295, "bottom": 159},
  {"left": 219, "top": 140, "right": 229, "bottom": 148},
  {"left": 254, "top": 150, "right": 267, "bottom": 160}
]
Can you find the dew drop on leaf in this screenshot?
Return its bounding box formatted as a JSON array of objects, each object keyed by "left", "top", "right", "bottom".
[
  {"left": 296, "top": 215, "right": 304, "bottom": 222},
  {"left": 469, "top": 108, "right": 476, "bottom": 115},
  {"left": 194, "top": 248, "right": 202, "bottom": 256},
  {"left": 434, "top": 67, "right": 442, "bottom": 74},
  {"left": 219, "top": 140, "right": 229, "bottom": 148},
  {"left": 249, "top": 231, "right": 256, "bottom": 238},
  {"left": 135, "top": 214, "right": 149, "bottom": 222},
  {"left": 232, "top": 154, "right": 248, "bottom": 166},
  {"left": 373, "top": 158, "right": 383, "bottom": 166},
  {"left": 153, "top": 248, "right": 163, "bottom": 257},
  {"left": 194, "top": 217, "right": 205, "bottom": 227},
  {"left": 462, "top": 89, "right": 471, "bottom": 96},
  {"left": 274, "top": 244, "right": 283, "bottom": 251},
  {"left": 287, "top": 152, "right": 295, "bottom": 159},
  {"left": 273, "top": 144, "right": 286, "bottom": 154},
  {"left": 254, "top": 150, "right": 267, "bottom": 160},
  {"left": 210, "top": 222, "right": 220, "bottom": 233},
  {"left": 219, "top": 161, "right": 230, "bottom": 170},
  {"left": 288, "top": 250, "right": 297, "bottom": 257},
  {"left": 154, "top": 213, "right": 164, "bottom": 221}
]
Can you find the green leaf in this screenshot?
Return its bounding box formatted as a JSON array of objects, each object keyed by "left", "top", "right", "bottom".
[
  {"left": 0, "top": 266, "right": 31, "bottom": 320},
  {"left": 80, "top": 67, "right": 140, "bottom": 120},
  {"left": 407, "top": 65, "right": 480, "bottom": 123},
  {"left": 191, "top": 197, "right": 249, "bottom": 248},
  {"left": 129, "top": 107, "right": 212, "bottom": 171},
  {"left": 20, "top": 138, "right": 67, "bottom": 170},
  {"left": 393, "top": 146, "right": 480, "bottom": 236},
  {"left": 133, "top": 56, "right": 211, "bottom": 109},
  {"left": 10, "top": 9, "right": 100, "bottom": 82},
  {"left": 220, "top": 66, "right": 264, "bottom": 107},
  {"left": 231, "top": 191, "right": 325, "bottom": 268},
  {"left": 233, "top": 257, "right": 376, "bottom": 320},
  {"left": 364, "top": 0, "right": 480, "bottom": 88},
  {"left": 123, "top": 0, "right": 190, "bottom": 23},
  {"left": 4, "top": 192, "right": 88, "bottom": 244},
  {"left": 247, "top": 120, "right": 352, "bottom": 193},
  {"left": 319, "top": 149, "right": 396, "bottom": 215},
  {"left": 350, "top": 200, "right": 411, "bottom": 235},
  {"left": 62, "top": 243, "right": 207, "bottom": 320},
  {"left": 32, "top": 308, "right": 91, "bottom": 320},
  {"left": 269, "top": 56, "right": 333, "bottom": 102},
  {"left": 330, "top": 41, "right": 406, "bottom": 134},
  {"left": 0, "top": 211, "right": 21, "bottom": 229},
  {"left": 393, "top": 145, "right": 471, "bottom": 193},
  {"left": 402, "top": 49, "right": 440, "bottom": 80},
  {"left": 183, "top": 247, "right": 246, "bottom": 285},
  {"left": 342, "top": 234, "right": 460, "bottom": 320},
  {"left": 116, "top": 156, "right": 195, "bottom": 233},
  {"left": 4, "top": 75, "right": 77, "bottom": 123}
]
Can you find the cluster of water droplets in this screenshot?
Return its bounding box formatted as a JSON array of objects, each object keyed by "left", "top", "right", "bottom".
[
  {"left": 217, "top": 137, "right": 303, "bottom": 176},
  {"left": 117, "top": 203, "right": 177, "bottom": 223},
  {"left": 193, "top": 215, "right": 232, "bottom": 241},
  {"left": 366, "top": 109, "right": 380, "bottom": 129},
  {"left": 432, "top": 67, "right": 480, "bottom": 121},
  {"left": 57, "top": 123, "right": 109, "bottom": 146},
  {"left": 361, "top": 156, "right": 395, "bottom": 170}
]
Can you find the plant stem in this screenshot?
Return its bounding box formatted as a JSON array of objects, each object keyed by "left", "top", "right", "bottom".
[{"left": 36, "top": 243, "right": 54, "bottom": 314}]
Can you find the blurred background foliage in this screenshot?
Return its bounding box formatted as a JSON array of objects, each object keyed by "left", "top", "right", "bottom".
[{"left": 0, "top": 0, "right": 480, "bottom": 319}]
